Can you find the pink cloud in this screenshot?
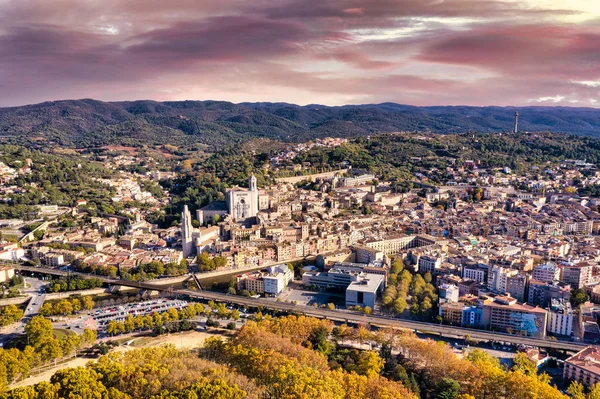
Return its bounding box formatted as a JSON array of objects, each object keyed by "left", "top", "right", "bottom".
[{"left": 0, "top": 0, "right": 597, "bottom": 107}]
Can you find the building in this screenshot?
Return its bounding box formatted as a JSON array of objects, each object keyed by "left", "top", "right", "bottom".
[
  {"left": 363, "top": 234, "right": 441, "bottom": 256},
  {"left": 462, "top": 263, "right": 488, "bottom": 283},
  {"left": 236, "top": 264, "right": 292, "bottom": 296},
  {"left": 0, "top": 241, "right": 24, "bottom": 261},
  {"left": 532, "top": 262, "right": 561, "bottom": 284},
  {"left": 564, "top": 347, "right": 600, "bottom": 387},
  {"left": 487, "top": 265, "right": 517, "bottom": 294},
  {"left": 181, "top": 205, "right": 194, "bottom": 258},
  {"left": 263, "top": 264, "right": 293, "bottom": 295},
  {"left": 353, "top": 245, "right": 383, "bottom": 264},
  {"left": 341, "top": 174, "right": 375, "bottom": 187},
  {"left": 547, "top": 298, "right": 573, "bottom": 336},
  {"left": 439, "top": 284, "right": 459, "bottom": 303},
  {"left": 302, "top": 263, "right": 384, "bottom": 308},
  {"left": 561, "top": 262, "right": 594, "bottom": 289},
  {"left": 226, "top": 174, "right": 259, "bottom": 223},
  {"left": 346, "top": 274, "right": 385, "bottom": 309},
  {"left": 528, "top": 280, "right": 571, "bottom": 307},
  {"left": 462, "top": 305, "right": 484, "bottom": 327},
  {"left": 439, "top": 302, "right": 465, "bottom": 325},
  {"left": 506, "top": 274, "right": 529, "bottom": 303},
  {"left": 236, "top": 273, "right": 264, "bottom": 294},
  {"left": 196, "top": 201, "right": 228, "bottom": 225},
  {"left": 485, "top": 296, "right": 547, "bottom": 339},
  {"left": 417, "top": 254, "right": 443, "bottom": 275},
  {"left": 0, "top": 266, "right": 15, "bottom": 283}
]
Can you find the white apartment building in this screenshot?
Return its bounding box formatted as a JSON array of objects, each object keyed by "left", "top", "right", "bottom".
[
  {"left": 547, "top": 298, "right": 574, "bottom": 336},
  {"left": 461, "top": 264, "right": 487, "bottom": 283}
]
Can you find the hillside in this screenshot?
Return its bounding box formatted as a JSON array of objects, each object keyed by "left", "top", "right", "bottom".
[{"left": 1, "top": 99, "right": 600, "bottom": 147}]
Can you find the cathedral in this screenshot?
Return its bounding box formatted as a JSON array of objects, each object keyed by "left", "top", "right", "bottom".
[{"left": 226, "top": 174, "right": 259, "bottom": 223}]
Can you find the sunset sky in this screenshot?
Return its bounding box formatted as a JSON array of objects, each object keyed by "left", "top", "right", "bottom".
[{"left": 0, "top": 0, "right": 599, "bottom": 107}]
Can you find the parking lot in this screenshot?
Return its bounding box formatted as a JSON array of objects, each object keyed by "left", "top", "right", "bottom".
[{"left": 92, "top": 299, "right": 188, "bottom": 328}]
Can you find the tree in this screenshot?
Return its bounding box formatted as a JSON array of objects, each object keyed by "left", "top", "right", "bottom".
[
  {"left": 436, "top": 378, "right": 461, "bottom": 399},
  {"left": 39, "top": 339, "right": 63, "bottom": 363},
  {"left": 81, "top": 329, "right": 97, "bottom": 346},
  {"left": 390, "top": 258, "right": 404, "bottom": 275},
  {"left": 393, "top": 297, "right": 407, "bottom": 314},
  {"left": 356, "top": 351, "right": 384, "bottom": 377},
  {"left": 51, "top": 367, "right": 108, "bottom": 399},
  {"left": 571, "top": 288, "right": 589, "bottom": 307},
  {"left": 424, "top": 271, "right": 432, "bottom": 284},
  {"left": 71, "top": 298, "right": 82, "bottom": 313},
  {"left": 106, "top": 320, "right": 118, "bottom": 336},
  {"left": 82, "top": 296, "right": 94, "bottom": 311},
  {"left": 54, "top": 299, "right": 74, "bottom": 316},
  {"left": 588, "top": 383, "right": 600, "bottom": 399},
  {"left": 25, "top": 315, "right": 54, "bottom": 347},
  {"left": 567, "top": 381, "right": 586, "bottom": 399},
  {"left": 0, "top": 304, "right": 24, "bottom": 327},
  {"left": 124, "top": 315, "right": 135, "bottom": 333},
  {"left": 512, "top": 352, "right": 537, "bottom": 376}
]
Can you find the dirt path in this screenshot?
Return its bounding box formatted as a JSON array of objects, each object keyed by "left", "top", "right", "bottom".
[
  {"left": 11, "top": 357, "right": 91, "bottom": 389},
  {"left": 10, "top": 330, "right": 227, "bottom": 389}
]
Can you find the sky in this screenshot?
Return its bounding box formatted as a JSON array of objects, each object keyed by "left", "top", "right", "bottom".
[{"left": 0, "top": 0, "right": 599, "bottom": 107}]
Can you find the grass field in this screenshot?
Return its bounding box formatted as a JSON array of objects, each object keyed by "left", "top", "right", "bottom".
[{"left": 52, "top": 328, "right": 75, "bottom": 340}]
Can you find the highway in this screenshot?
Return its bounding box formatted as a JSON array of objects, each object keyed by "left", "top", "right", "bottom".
[{"left": 16, "top": 265, "right": 588, "bottom": 352}]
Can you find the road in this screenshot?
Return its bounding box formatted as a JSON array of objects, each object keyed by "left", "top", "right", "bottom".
[
  {"left": 15, "top": 265, "right": 588, "bottom": 352},
  {"left": 0, "top": 278, "right": 48, "bottom": 346}
]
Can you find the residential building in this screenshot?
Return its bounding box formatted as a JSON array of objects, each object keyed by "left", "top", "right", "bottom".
[
  {"left": 528, "top": 280, "right": 571, "bottom": 307},
  {"left": 484, "top": 295, "right": 548, "bottom": 338},
  {"left": 462, "top": 263, "right": 488, "bottom": 283},
  {"left": 532, "top": 262, "right": 561, "bottom": 283},
  {"left": 506, "top": 274, "right": 529, "bottom": 303},
  {"left": 547, "top": 298, "right": 573, "bottom": 336},
  {"left": 0, "top": 266, "right": 15, "bottom": 283},
  {"left": 561, "top": 262, "right": 594, "bottom": 289},
  {"left": 439, "top": 284, "right": 459, "bottom": 303},
  {"left": 564, "top": 347, "right": 600, "bottom": 387}
]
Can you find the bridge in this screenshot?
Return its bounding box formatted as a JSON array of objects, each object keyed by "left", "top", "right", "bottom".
[{"left": 18, "top": 265, "right": 588, "bottom": 352}]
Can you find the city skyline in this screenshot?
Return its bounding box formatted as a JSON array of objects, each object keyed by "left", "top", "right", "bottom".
[{"left": 0, "top": 0, "right": 599, "bottom": 108}]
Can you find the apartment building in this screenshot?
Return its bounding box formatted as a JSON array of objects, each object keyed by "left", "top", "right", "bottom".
[
  {"left": 547, "top": 298, "right": 573, "bottom": 336},
  {"left": 564, "top": 347, "right": 600, "bottom": 387}
]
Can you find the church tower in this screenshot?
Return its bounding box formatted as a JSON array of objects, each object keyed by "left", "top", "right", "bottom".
[
  {"left": 248, "top": 174, "right": 259, "bottom": 218},
  {"left": 181, "top": 205, "right": 194, "bottom": 258}
]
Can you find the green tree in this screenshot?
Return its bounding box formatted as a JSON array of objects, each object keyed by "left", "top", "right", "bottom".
[
  {"left": 571, "top": 288, "right": 589, "bottom": 307},
  {"left": 436, "top": 378, "right": 461, "bottom": 399}
]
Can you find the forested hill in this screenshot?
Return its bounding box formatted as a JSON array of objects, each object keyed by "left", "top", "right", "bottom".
[{"left": 1, "top": 99, "right": 600, "bottom": 147}]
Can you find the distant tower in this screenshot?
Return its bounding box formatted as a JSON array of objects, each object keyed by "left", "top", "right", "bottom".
[
  {"left": 181, "top": 205, "right": 194, "bottom": 258},
  {"left": 513, "top": 112, "right": 519, "bottom": 134},
  {"left": 248, "top": 174, "right": 259, "bottom": 218}
]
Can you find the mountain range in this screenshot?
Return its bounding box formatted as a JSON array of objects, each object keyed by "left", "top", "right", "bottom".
[{"left": 1, "top": 99, "right": 600, "bottom": 147}]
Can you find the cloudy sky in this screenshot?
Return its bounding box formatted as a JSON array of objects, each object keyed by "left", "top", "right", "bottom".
[{"left": 0, "top": 0, "right": 599, "bottom": 107}]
